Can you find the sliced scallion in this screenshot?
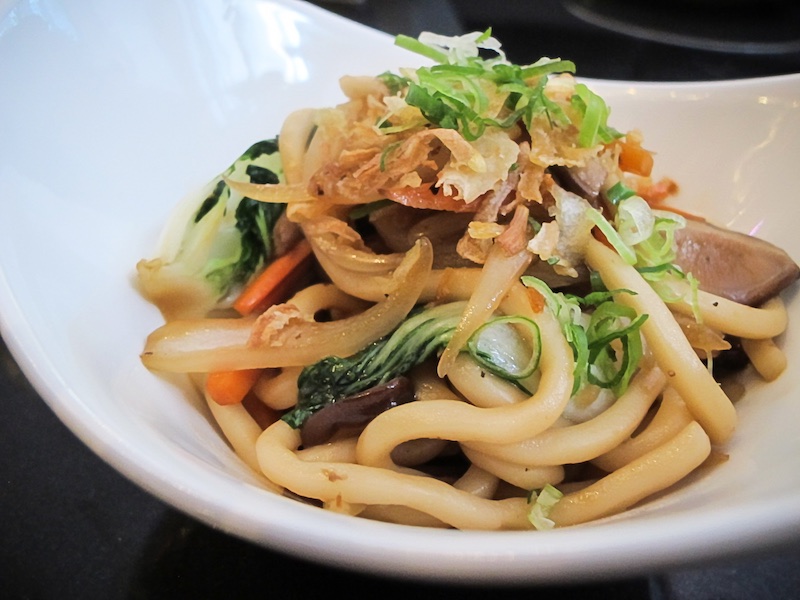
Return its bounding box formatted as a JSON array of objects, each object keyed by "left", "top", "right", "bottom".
[{"left": 466, "top": 316, "right": 541, "bottom": 380}]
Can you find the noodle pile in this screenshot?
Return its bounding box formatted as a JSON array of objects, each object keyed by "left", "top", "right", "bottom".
[{"left": 137, "top": 31, "right": 796, "bottom": 530}]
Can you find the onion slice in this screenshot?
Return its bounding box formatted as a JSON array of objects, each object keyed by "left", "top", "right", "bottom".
[
  {"left": 303, "top": 217, "right": 405, "bottom": 273},
  {"left": 141, "top": 238, "right": 433, "bottom": 373},
  {"left": 437, "top": 241, "right": 533, "bottom": 377},
  {"left": 224, "top": 179, "right": 315, "bottom": 204},
  {"left": 303, "top": 217, "right": 408, "bottom": 302},
  {"left": 279, "top": 108, "right": 317, "bottom": 185}
]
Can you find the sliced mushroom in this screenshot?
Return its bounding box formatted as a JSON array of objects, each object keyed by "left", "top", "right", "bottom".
[
  {"left": 300, "top": 376, "right": 414, "bottom": 447},
  {"left": 673, "top": 219, "right": 799, "bottom": 306}
]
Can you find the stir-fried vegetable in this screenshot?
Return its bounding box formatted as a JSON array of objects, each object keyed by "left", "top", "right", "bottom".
[
  {"left": 137, "top": 139, "right": 288, "bottom": 319},
  {"left": 387, "top": 29, "right": 619, "bottom": 146},
  {"left": 283, "top": 300, "right": 542, "bottom": 428},
  {"left": 522, "top": 277, "right": 648, "bottom": 397},
  {"left": 231, "top": 238, "right": 313, "bottom": 316},
  {"left": 284, "top": 270, "right": 647, "bottom": 430},
  {"left": 206, "top": 368, "right": 264, "bottom": 406}
]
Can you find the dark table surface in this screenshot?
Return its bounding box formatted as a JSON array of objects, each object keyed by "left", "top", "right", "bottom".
[{"left": 3, "top": 1, "right": 800, "bottom": 598}]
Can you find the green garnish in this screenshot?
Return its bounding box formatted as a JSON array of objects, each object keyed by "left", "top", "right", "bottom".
[
  {"left": 527, "top": 484, "right": 564, "bottom": 530},
  {"left": 585, "top": 207, "right": 637, "bottom": 265},
  {"left": 467, "top": 315, "right": 541, "bottom": 381},
  {"left": 571, "top": 83, "right": 620, "bottom": 148},
  {"left": 605, "top": 181, "right": 637, "bottom": 206},
  {"left": 522, "top": 276, "right": 647, "bottom": 397},
  {"left": 348, "top": 199, "right": 394, "bottom": 221},
  {"left": 394, "top": 33, "right": 449, "bottom": 63},
  {"left": 386, "top": 30, "right": 620, "bottom": 146},
  {"left": 585, "top": 301, "right": 648, "bottom": 395}
]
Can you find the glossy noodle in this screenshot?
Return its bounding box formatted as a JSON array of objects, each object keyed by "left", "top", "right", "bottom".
[{"left": 137, "top": 31, "right": 798, "bottom": 530}]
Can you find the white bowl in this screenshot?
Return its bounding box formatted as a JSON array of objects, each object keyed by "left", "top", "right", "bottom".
[{"left": 1, "top": 0, "right": 799, "bottom": 584}]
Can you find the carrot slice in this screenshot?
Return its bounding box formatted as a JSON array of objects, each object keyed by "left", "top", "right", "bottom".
[
  {"left": 618, "top": 140, "right": 654, "bottom": 177},
  {"left": 382, "top": 185, "right": 479, "bottom": 213},
  {"left": 206, "top": 368, "right": 263, "bottom": 405},
  {"left": 526, "top": 286, "right": 546, "bottom": 314},
  {"left": 636, "top": 177, "right": 679, "bottom": 205},
  {"left": 232, "top": 238, "right": 313, "bottom": 316}
]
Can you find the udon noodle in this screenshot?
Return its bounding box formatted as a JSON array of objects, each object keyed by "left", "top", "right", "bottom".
[{"left": 137, "top": 31, "right": 797, "bottom": 530}]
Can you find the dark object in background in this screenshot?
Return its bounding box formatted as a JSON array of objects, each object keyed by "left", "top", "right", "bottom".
[
  {"left": 462, "top": 0, "right": 800, "bottom": 80},
  {"left": 564, "top": 0, "right": 800, "bottom": 55},
  {"left": 321, "top": 0, "right": 800, "bottom": 81}
]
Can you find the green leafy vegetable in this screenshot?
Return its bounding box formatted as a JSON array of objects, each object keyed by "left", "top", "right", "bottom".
[
  {"left": 283, "top": 302, "right": 465, "bottom": 428},
  {"left": 199, "top": 140, "right": 286, "bottom": 297},
  {"left": 282, "top": 301, "right": 543, "bottom": 428},
  {"left": 137, "top": 139, "right": 287, "bottom": 318}
]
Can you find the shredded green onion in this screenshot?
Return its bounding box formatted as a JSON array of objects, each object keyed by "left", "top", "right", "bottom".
[
  {"left": 519, "top": 57, "right": 577, "bottom": 79},
  {"left": 585, "top": 302, "right": 648, "bottom": 395},
  {"left": 394, "top": 33, "right": 448, "bottom": 63},
  {"left": 527, "top": 484, "right": 563, "bottom": 530},
  {"left": 378, "top": 141, "right": 402, "bottom": 172},
  {"left": 616, "top": 196, "right": 656, "bottom": 247},
  {"left": 390, "top": 31, "right": 613, "bottom": 146},
  {"left": 605, "top": 181, "right": 637, "bottom": 206},
  {"left": 585, "top": 208, "right": 637, "bottom": 265},
  {"left": 521, "top": 276, "right": 588, "bottom": 395},
  {"left": 572, "top": 83, "right": 621, "bottom": 147},
  {"left": 467, "top": 316, "right": 541, "bottom": 380},
  {"left": 522, "top": 276, "right": 647, "bottom": 397}
]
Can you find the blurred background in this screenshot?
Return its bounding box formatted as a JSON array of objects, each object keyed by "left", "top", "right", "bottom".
[
  {"left": 2, "top": 1, "right": 800, "bottom": 598},
  {"left": 319, "top": 0, "right": 800, "bottom": 80}
]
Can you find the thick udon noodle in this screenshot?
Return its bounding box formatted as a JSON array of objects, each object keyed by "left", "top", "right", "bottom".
[
  {"left": 140, "top": 41, "right": 793, "bottom": 530},
  {"left": 196, "top": 234, "right": 786, "bottom": 530}
]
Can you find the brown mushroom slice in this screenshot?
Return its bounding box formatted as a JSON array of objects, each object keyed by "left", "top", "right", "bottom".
[
  {"left": 673, "top": 218, "right": 800, "bottom": 306},
  {"left": 300, "top": 376, "right": 415, "bottom": 448}
]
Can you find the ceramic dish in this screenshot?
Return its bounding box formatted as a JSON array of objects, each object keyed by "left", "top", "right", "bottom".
[{"left": 1, "top": 0, "right": 799, "bottom": 584}]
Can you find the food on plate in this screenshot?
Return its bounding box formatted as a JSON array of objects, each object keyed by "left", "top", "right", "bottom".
[{"left": 137, "top": 30, "right": 798, "bottom": 530}]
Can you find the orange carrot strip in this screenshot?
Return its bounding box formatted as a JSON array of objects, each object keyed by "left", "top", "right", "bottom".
[
  {"left": 232, "top": 238, "right": 313, "bottom": 316},
  {"left": 526, "top": 286, "right": 546, "bottom": 314},
  {"left": 206, "top": 368, "right": 264, "bottom": 405},
  {"left": 636, "top": 176, "right": 679, "bottom": 204},
  {"left": 618, "top": 140, "right": 654, "bottom": 177}
]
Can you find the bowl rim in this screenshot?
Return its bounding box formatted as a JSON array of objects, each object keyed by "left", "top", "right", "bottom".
[{"left": 1, "top": 0, "right": 800, "bottom": 583}]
